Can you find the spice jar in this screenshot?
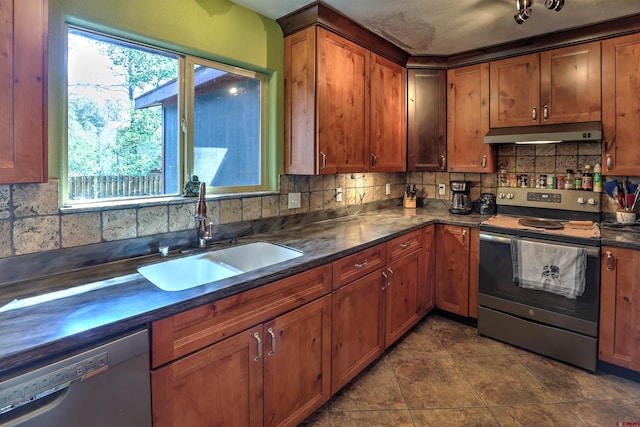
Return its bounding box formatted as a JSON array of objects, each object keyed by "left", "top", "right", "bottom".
[
  {"left": 547, "top": 174, "right": 556, "bottom": 189},
  {"left": 574, "top": 169, "right": 583, "bottom": 190},
  {"left": 556, "top": 175, "right": 565, "bottom": 189},
  {"left": 565, "top": 169, "right": 574, "bottom": 189},
  {"left": 497, "top": 169, "right": 507, "bottom": 187},
  {"left": 539, "top": 174, "right": 547, "bottom": 188},
  {"left": 582, "top": 165, "right": 593, "bottom": 191}
]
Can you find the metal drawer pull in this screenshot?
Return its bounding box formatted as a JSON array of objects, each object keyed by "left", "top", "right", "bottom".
[
  {"left": 400, "top": 242, "right": 410, "bottom": 249},
  {"left": 320, "top": 151, "right": 327, "bottom": 170},
  {"left": 387, "top": 268, "right": 394, "bottom": 287},
  {"left": 371, "top": 153, "right": 377, "bottom": 169},
  {"left": 482, "top": 155, "right": 487, "bottom": 169},
  {"left": 253, "top": 332, "right": 262, "bottom": 361},
  {"left": 381, "top": 271, "right": 388, "bottom": 290},
  {"left": 606, "top": 154, "right": 612, "bottom": 171},
  {"left": 606, "top": 251, "right": 613, "bottom": 271},
  {"left": 462, "top": 229, "right": 467, "bottom": 245},
  {"left": 532, "top": 106, "right": 537, "bottom": 121},
  {"left": 354, "top": 259, "right": 368, "bottom": 268},
  {"left": 543, "top": 104, "right": 549, "bottom": 121},
  {"left": 267, "top": 328, "right": 276, "bottom": 356},
  {"left": 440, "top": 155, "right": 446, "bottom": 170}
]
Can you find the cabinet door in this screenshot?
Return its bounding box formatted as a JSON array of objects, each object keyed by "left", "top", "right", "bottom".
[
  {"left": 152, "top": 327, "right": 263, "bottom": 427},
  {"left": 370, "top": 54, "right": 406, "bottom": 172},
  {"left": 489, "top": 53, "right": 540, "bottom": 128},
  {"left": 468, "top": 228, "right": 480, "bottom": 319},
  {"left": 331, "top": 270, "right": 385, "bottom": 394},
  {"left": 447, "top": 64, "right": 495, "bottom": 173},
  {"left": 418, "top": 225, "right": 436, "bottom": 316},
  {"left": 602, "top": 33, "right": 640, "bottom": 176},
  {"left": 540, "top": 42, "right": 601, "bottom": 125},
  {"left": 435, "top": 225, "right": 470, "bottom": 316},
  {"left": 385, "top": 250, "right": 421, "bottom": 346},
  {"left": 599, "top": 247, "right": 640, "bottom": 371},
  {"left": 317, "top": 27, "right": 369, "bottom": 174},
  {"left": 407, "top": 69, "right": 447, "bottom": 171},
  {"left": 284, "top": 27, "right": 317, "bottom": 175},
  {"left": 263, "top": 296, "right": 331, "bottom": 427},
  {"left": 0, "top": 0, "right": 47, "bottom": 184}
]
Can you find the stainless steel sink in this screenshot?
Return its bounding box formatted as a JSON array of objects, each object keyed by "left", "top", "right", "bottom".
[{"left": 137, "top": 242, "right": 303, "bottom": 291}]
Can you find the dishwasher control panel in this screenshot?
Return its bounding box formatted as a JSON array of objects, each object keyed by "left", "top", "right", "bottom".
[{"left": 0, "top": 352, "right": 109, "bottom": 415}]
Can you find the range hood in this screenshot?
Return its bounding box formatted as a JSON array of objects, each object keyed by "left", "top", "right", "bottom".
[{"left": 484, "top": 122, "right": 602, "bottom": 144}]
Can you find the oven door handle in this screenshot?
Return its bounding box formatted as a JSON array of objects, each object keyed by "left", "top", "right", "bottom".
[
  {"left": 479, "top": 232, "right": 513, "bottom": 245},
  {"left": 479, "top": 232, "right": 600, "bottom": 258}
]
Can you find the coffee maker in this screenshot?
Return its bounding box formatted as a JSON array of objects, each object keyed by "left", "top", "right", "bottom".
[{"left": 449, "top": 180, "right": 473, "bottom": 215}]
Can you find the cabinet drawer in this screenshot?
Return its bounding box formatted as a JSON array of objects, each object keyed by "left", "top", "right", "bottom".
[
  {"left": 332, "top": 244, "right": 386, "bottom": 289},
  {"left": 151, "top": 264, "right": 332, "bottom": 368},
  {"left": 387, "top": 230, "right": 421, "bottom": 263}
]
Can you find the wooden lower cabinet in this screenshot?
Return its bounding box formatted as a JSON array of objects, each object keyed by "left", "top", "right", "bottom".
[
  {"left": 418, "top": 225, "right": 436, "bottom": 316},
  {"left": 152, "top": 296, "right": 332, "bottom": 427},
  {"left": 435, "top": 224, "right": 471, "bottom": 316},
  {"left": 331, "top": 270, "right": 385, "bottom": 393},
  {"left": 599, "top": 247, "right": 640, "bottom": 372},
  {"left": 385, "top": 249, "right": 421, "bottom": 345}
]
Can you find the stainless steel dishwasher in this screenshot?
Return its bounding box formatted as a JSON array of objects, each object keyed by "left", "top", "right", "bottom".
[{"left": 0, "top": 329, "right": 151, "bottom": 427}]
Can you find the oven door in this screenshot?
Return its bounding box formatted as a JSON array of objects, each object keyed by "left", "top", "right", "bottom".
[{"left": 478, "top": 231, "right": 600, "bottom": 337}]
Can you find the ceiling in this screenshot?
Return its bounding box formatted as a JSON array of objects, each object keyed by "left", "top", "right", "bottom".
[{"left": 230, "top": 0, "right": 640, "bottom": 56}]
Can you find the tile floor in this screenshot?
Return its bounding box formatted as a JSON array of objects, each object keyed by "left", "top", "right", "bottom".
[{"left": 301, "top": 314, "right": 640, "bottom": 426}]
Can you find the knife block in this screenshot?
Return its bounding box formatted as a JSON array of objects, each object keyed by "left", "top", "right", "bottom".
[{"left": 403, "top": 194, "right": 416, "bottom": 209}]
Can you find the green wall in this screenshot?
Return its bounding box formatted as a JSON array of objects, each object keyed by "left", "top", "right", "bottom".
[{"left": 48, "top": 0, "right": 284, "bottom": 190}]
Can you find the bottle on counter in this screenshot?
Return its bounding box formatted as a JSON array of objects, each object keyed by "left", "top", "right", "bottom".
[
  {"left": 565, "top": 169, "right": 574, "bottom": 190},
  {"left": 593, "top": 162, "right": 602, "bottom": 192},
  {"left": 582, "top": 165, "right": 593, "bottom": 191},
  {"left": 497, "top": 169, "right": 507, "bottom": 187},
  {"left": 574, "top": 169, "right": 583, "bottom": 190}
]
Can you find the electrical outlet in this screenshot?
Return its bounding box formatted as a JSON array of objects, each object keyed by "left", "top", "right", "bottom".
[
  {"left": 288, "top": 192, "right": 301, "bottom": 209},
  {"left": 438, "top": 184, "right": 446, "bottom": 196},
  {"left": 385, "top": 183, "right": 391, "bottom": 196},
  {"left": 335, "top": 187, "right": 343, "bottom": 202}
]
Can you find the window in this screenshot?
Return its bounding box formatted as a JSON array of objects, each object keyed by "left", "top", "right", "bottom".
[{"left": 65, "top": 27, "right": 268, "bottom": 204}]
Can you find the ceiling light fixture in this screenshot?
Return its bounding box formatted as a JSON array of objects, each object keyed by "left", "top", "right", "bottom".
[{"left": 514, "top": 0, "right": 564, "bottom": 24}]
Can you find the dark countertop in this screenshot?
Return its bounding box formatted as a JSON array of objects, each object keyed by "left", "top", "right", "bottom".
[
  {"left": 601, "top": 223, "right": 640, "bottom": 250},
  {"left": 0, "top": 205, "right": 484, "bottom": 379}
]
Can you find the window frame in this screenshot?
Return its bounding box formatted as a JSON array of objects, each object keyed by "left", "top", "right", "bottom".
[{"left": 63, "top": 24, "right": 271, "bottom": 207}]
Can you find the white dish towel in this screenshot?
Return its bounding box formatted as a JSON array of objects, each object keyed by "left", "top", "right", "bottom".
[{"left": 511, "top": 239, "right": 587, "bottom": 299}]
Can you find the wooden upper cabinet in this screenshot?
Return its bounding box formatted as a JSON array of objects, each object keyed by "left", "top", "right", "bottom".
[
  {"left": 447, "top": 63, "right": 496, "bottom": 173},
  {"left": 540, "top": 42, "right": 601, "bottom": 124},
  {"left": 490, "top": 54, "right": 540, "bottom": 128},
  {"left": 602, "top": 33, "right": 640, "bottom": 176},
  {"left": 0, "top": 0, "right": 48, "bottom": 184},
  {"left": 490, "top": 43, "right": 601, "bottom": 128},
  {"left": 284, "top": 26, "right": 406, "bottom": 175},
  {"left": 407, "top": 69, "right": 447, "bottom": 172},
  {"left": 370, "top": 54, "right": 406, "bottom": 172}
]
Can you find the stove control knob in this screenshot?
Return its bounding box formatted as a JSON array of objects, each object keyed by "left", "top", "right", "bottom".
[
  {"left": 577, "top": 197, "right": 585, "bottom": 204},
  {"left": 507, "top": 193, "right": 514, "bottom": 199},
  {"left": 588, "top": 198, "right": 596, "bottom": 205},
  {"left": 498, "top": 192, "right": 506, "bottom": 199}
]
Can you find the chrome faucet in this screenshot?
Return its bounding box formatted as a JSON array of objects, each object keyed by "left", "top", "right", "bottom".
[{"left": 194, "top": 182, "right": 214, "bottom": 247}]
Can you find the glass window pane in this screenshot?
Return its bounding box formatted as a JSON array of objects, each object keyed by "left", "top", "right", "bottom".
[
  {"left": 192, "top": 63, "right": 262, "bottom": 189},
  {"left": 67, "top": 28, "right": 180, "bottom": 202}
]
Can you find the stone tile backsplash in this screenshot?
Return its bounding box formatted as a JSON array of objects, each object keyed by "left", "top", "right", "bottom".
[{"left": 1, "top": 143, "right": 635, "bottom": 260}]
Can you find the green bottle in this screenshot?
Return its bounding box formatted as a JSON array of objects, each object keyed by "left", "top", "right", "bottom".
[{"left": 593, "top": 162, "right": 602, "bottom": 193}]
